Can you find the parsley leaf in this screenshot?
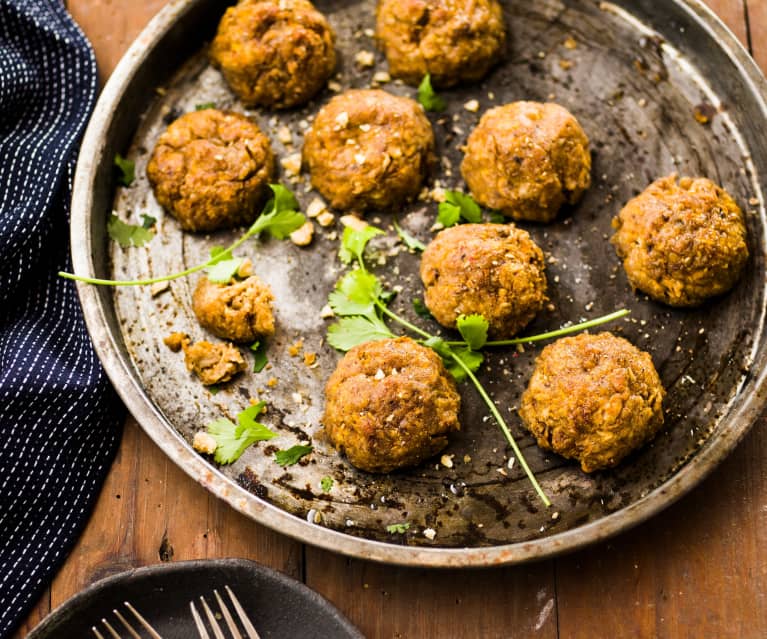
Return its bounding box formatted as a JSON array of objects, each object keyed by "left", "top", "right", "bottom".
[
  {"left": 386, "top": 523, "right": 410, "bottom": 534},
  {"left": 248, "top": 184, "right": 305, "bottom": 239},
  {"left": 107, "top": 214, "right": 155, "bottom": 248},
  {"left": 338, "top": 224, "right": 384, "bottom": 265},
  {"left": 250, "top": 340, "right": 268, "bottom": 372},
  {"left": 206, "top": 401, "right": 277, "bottom": 465},
  {"left": 412, "top": 298, "right": 433, "bottom": 319},
  {"left": 141, "top": 214, "right": 157, "bottom": 229},
  {"left": 456, "top": 314, "right": 489, "bottom": 350},
  {"left": 328, "top": 269, "right": 381, "bottom": 318},
  {"left": 275, "top": 444, "right": 313, "bottom": 467},
  {"left": 417, "top": 74, "right": 446, "bottom": 113},
  {"left": 114, "top": 153, "right": 135, "bottom": 186},
  {"left": 438, "top": 190, "right": 482, "bottom": 227},
  {"left": 320, "top": 476, "right": 333, "bottom": 493},
  {"left": 393, "top": 218, "right": 426, "bottom": 252},
  {"left": 195, "top": 102, "right": 216, "bottom": 110},
  {"left": 327, "top": 316, "right": 394, "bottom": 351}
]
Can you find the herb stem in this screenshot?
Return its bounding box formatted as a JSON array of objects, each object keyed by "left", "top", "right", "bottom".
[
  {"left": 449, "top": 352, "right": 551, "bottom": 508},
  {"left": 445, "top": 310, "right": 631, "bottom": 347},
  {"left": 375, "top": 301, "right": 432, "bottom": 340},
  {"left": 58, "top": 228, "right": 253, "bottom": 287}
]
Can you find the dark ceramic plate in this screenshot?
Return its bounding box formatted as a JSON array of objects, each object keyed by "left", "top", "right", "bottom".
[
  {"left": 71, "top": 0, "right": 767, "bottom": 566},
  {"left": 28, "top": 559, "right": 363, "bottom": 639}
]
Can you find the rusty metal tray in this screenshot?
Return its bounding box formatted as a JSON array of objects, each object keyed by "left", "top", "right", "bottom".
[{"left": 72, "top": 0, "right": 767, "bottom": 566}]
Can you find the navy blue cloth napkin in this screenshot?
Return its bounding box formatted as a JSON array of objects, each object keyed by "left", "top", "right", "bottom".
[{"left": 0, "top": 1, "right": 124, "bottom": 636}]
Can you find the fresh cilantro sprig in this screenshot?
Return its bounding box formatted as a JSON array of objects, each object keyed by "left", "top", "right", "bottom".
[
  {"left": 250, "top": 340, "right": 268, "bottom": 372},
  {"left": 324, "top": 224, "right": 632, "bottom": 508},
  {"left": 59, "top": 184, "right": 306, "bottom": 286},
  {"left": 417, "top": 73, "right": 446, "bottom": 112},
  {"left": 386, "top": 523, "right": 410, "bottom": 534},
  {"left": 205, "top": 401, "right": 277, "bottom": 465},
  {"left": 114, "top": 153, "right": 135, "bottom": 186},
  {"left": 195, "top": 102, "right": 216, "bottom": 111},
  {"left": 275, "top": 444, "right": 313, "bottom": 467},
  {"left": 320, "top": 476, "right": 334, "bottom": 492},
  {"left": 393, "top": 218, "right": 426, "bottom": 252},
  {"left": 438, "top": 190, "right": 482, "bottom": 228},
  {"left": 107, "top": 214, "right": 155, "bottom": 248}
]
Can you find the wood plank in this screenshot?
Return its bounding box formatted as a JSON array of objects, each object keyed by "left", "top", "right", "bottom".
[
  {"left": 747, "top": 0, "right": 767, "bottom": 71},
  {"left": 555, "top": 421, "right": 767, "bottom": 638},
  {"left": 305, "top": 549, "right": 558, "bottom": 639},
  {"left": 705, "top": 0, "right": 749, "bottom": 47},
  {"left": 49, "top": 418, "right": 302, "bottom": 608}
]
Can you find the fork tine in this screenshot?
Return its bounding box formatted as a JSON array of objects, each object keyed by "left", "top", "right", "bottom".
[
  {"left": 124, "top": 601, "right": 163, "bottom": 639},
  {"left": 224, "top": 586, "right": 261, "bottom": 639},
  {"left": 92, "top": 627, "right": 107, "bottom": 639},
  {"left": 213, "top": 589, "right": 242, "bottom": 639},
  {"left": 200, "top": 596, "right": 227, "bottom": 639},
  {"left": 113, "top": 609, "right": 141, "bottom": 639},
  {"left": 190, "top": 600, "right": 211, "bottom": 639},
  {"left": 101, "top": 619, "right": 122, "bottom": 639}
]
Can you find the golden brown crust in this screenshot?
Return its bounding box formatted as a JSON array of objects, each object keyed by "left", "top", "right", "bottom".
[
  {"left": 209, "top": 0, "right": 336, "bottom": 109},
  {"left": 519, "top": 332, "right": 665, "bottom": 473},
  {"left": 192, "top": 275, "right": 275, "bottom": 343},
  {"left": 420, "top": 223, "right": 547, "bottom": 338},
  {"left": 183, "top": 340, "right": 247, "bottom": 386},
  {"left": 302, "top": 89, "right": 435, "bottom": 211},
  {"left": 146, "top": 109, "right": 274, "bottom": 232},
  {"left": 323, "top": 337, "right": 461, "bottom": 473},
  {"left": 375, "top": 0, "right": 506, "bottom": 87},
  {"left": 461, "top": 101, "right": 591, "bottom": 223},
  {"left": 611, "top": 175, "right": 749, "bottom": 307}
]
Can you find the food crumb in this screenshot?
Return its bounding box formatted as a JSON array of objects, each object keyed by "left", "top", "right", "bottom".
[
  {"left": 290, "top": 220, "right": 315, "bottom": 247},
  {"left": 163, "top": 332, "right": 189, "bottom": 352},
  {"left": 320, "top": 304, "right": 335, "bottom": 319},
  {"left": 317, "top": 211, "right": 335, "bottom": 227},
  {"left": 440, "top": 454, "right": 454, "bottom": 469},
  {"left": 277, "top": 125, "right": 293, "bottom": 145},
  {"left": 288, "top": 340, "right": 304, "bottom": 357},
  {"left": 558, "top": 59, "right": 573, "bottom": 70},
  {"left": 192, "top": 431, "right": 217, "bottom": 455},
  {"left": 564, "top": 36, "right": 577, "bottom": 49},
  {"left": 280, "top": 152, "right": 302, "bottom": 176},
  {"left": 151, "top": 281, "right": 170, "bottom": 297},
  {"left": 423, "top": 528, "right": 437, "bottom": 540},
  {"left": 464, "top": 99, "right": 480, "bottom": 113},
  {"left": 372, "top": 70, "right": 391, "bottom": 84},
  {"left": 327, "top": 80, "right": 342, "bottom": 92},
  {"left": 355, "top": 50, "right": 375, "bottom": 67},
  {"left": 303, "top": 352, "right": 317, "bottom": 366},
  {"left": 306, "top": 197, "right": 327, "bottom": 218},
  {"left": 463, "top": 454, "right": 472, "bottom": 464},
  {"left": 267, "top": 377, "right": 278, "bottom": 388}
]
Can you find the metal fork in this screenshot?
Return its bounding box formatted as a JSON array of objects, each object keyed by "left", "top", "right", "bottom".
[
  {"left": 190, "top": 585, "right": 260, "bottom": 639},
  {"left": 91, "top": 601, "right": 163, "bottom": 638}
]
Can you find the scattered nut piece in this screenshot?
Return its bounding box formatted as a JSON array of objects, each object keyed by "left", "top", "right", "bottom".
[
  {"left": 290, "top": 220, "right": 315, "bottom": 247},
  {"left": 320, "top": 304, "right": 335, "bottom": 319},
  {"left": 280, "top": 152, "right": 302, "bottom": 177},
  {"left": 317, "top": 211, "right": 335, "bottom": 227},
  {"left": 372, "top": 70, "right": 391, "bottom": 84},
  {"left": 463, "top": 99, "right": 480, "bottom": 113},
  {"left": 327, "top": 80, "right": 342, "bottom": 92},
  {"left": 355, "top": 50, "right": 375, "bottom": 67},
  {"left": 236, "top": 258, "right": 253, "bottom": 278},
  {"left": 276, "top": 126, "right": 293, "bottom": 145},
  {"left": 423, "top": 528, "right": 437, "bottom": 540},
  {"left": 339, "top": 214, "right": 368, "bottom": 231},
  {"left": 151, "top": 281, "right": 170, "bottom": 297},
  {"left": 192, "top": 431, "right": 217, "bottom": 455},
  {"left": 440, "top": 454, "right": 454, "bottom": 469},
  {"left": 306, "top": 197, "right": 327, "bottom": 218}
]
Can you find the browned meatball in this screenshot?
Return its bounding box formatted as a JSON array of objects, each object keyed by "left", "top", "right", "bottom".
[
  {"left": 611, "top": 175, "right": 749, "bottom": 307},
  {"left": 192, "top": 274, "right": 275, "bottom": 343},
  {"left": 519, "top": 332, "right": 665, "bottom": 473},
  {"left": 146, "top": 109, "right": 274, "bottom": 232},
  {"left": 323, "top": 337, "right": 461, "bottom": 473},
  {"left": 375, "top": 0, "right": 506, "bottom": 87},
  {"left": 461, "top": 102, "right": 591, "bottom": 223},
  {"left": 420, "top": 224, "right": 547, "bottom": 338},
  {"left": 209, "top": 0, "right": 336, "bottom": 109},
  {"left": 183, "top": 340, "right": 247, "bottom": 386},
  {"left": 302, "top": 89, "right": 435, "bottom": 211}
]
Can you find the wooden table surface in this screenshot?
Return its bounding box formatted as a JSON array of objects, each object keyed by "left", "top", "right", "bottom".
[{"left": 17, "top": 1, "right": 767, "bottom": 637}]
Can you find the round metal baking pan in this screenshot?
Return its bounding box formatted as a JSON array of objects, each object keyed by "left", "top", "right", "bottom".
[{"left": 72, "top": 0, "right": 767, "bottom": 566}]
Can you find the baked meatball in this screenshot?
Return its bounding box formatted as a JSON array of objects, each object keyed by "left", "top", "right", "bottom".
[
  {"left": 519, "top": 332, "right": 665, "bottom": 473},
  {"left": 420, "top": 224, "right": 547, "bottom": 338},
  {"left": 192, "top": 274, "right": 275, "bottom": 343},
  {"left": 146, "top": 109, "right": 274, "bottom": 232},
  {"left": 209, "top": 0, "right": 336, "bottom": 109},
  {"left": 461, "top": 102, "right": 591, "bottom": 223},
  {"left": 302, "top": 89, "right": 435, "bottom": 211},
  {"left": 375, "top": 0, "right": 506, "bottom": 87},
  {"left": 611, "top": 175, "right": 749, "bottom": 307},
  {"left": 324, "top": 337, "right": 461, "bottom": 473}
]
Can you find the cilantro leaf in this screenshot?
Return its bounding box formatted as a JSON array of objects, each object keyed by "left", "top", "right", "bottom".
[
  {"left": 417, "top": 74, "right": 446, "bottom": 112},
  {"left": 393, "top": 218, "right": 426, "bottom": 252},
  {"left": 423, "top": 337, "right": 483, "bottom": 383},
  {"left": 456, "top": 314, "right": 489, "bottom": 350},
  {"left": 438, "top": 190, "right": 482, "bottom": 227},
  {"left": 248, "top": 184, "right": 306, "bottom": 239},
  {"left": 114, "top": 153, "right": 135, "bottom": 186},
  {"left": 320, "top": 476, "right": 333, "bottom": 493},
  {"left": 275, "top": 444, "right": 313, "bottom": 467},
  {"left": 338, "top": 225, "right": 384, "bottom": 265},
  {"left": 250, "top": 340, "right": 268, "bottom": 373},
  {"left": 328, "top": 269, "right": 381, "bottom": 318},
  {"left": 412, "top": 298, "right": 433, "bottom": 319},
  {"left": 206, "top": 258, "right": 244, "bottom": 283},
  {"left": 141, "top": 214, "right": 157, "bottom": 229},
  {"left": 195, "top": 102, "right": 216, "bottom": 110},
  {"left": 205, "top": 402, "right": 276, "bottom": 465},
  {"left": 107, "top": 214, "right": 155, "bottom": 248},
  {"left": 386, "top": 523, "right": 410, "bottom": 534},
  {"left": 327, "top": 316, "right": 394, "bottom": 351},
  {"left": 488, "top": 210, "right": 506, "bottom": 224}
]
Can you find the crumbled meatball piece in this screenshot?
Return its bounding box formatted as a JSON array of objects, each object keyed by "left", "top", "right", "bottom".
[{"left": 183, "top": 340, "right": 247, "bottom": 386}]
